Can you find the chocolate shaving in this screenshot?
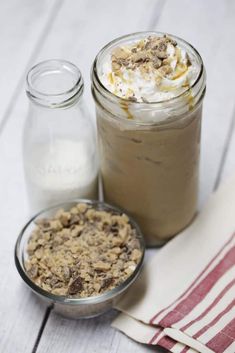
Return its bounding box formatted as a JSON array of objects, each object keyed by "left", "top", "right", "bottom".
[
  {"left": 101, "top": 277, "right": 114, "bottom": 290},
  {"left": 68, "top": 276, "right": 83, "bottom": 295}
]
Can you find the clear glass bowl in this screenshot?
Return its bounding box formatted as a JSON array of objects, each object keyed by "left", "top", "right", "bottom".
[{"left": 15, "top": 199, "right": 145, "bottom": 319}]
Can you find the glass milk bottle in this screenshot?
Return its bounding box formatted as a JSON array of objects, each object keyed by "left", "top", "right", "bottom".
[{"left": 23, "top": 60, "right": 98, "bottom": 213}]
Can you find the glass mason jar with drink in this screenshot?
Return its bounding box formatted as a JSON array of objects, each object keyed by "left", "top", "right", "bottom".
[{"left": 92, "top": 32, "right": 206, "bottom": 246}]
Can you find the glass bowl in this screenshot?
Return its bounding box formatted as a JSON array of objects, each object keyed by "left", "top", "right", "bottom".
[{"left": 15, "top": 199, "right": 145, "bottom": 319}]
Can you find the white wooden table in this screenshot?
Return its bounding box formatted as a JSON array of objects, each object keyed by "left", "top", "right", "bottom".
[{"left": 1, "top": 1, "right": 235, "bottom": 352}]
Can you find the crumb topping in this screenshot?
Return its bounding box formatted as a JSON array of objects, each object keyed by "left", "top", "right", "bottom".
[
  {"left": 99, "top": 34, "right": 198, "bottom": 103},
  {"left": 25, "top": 203, "right": 142, "bottom": 298}
]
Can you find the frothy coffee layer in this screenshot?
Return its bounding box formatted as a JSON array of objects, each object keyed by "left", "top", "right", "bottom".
[{"left": 99, "top": 34, "right": 200, "bottom": 103}]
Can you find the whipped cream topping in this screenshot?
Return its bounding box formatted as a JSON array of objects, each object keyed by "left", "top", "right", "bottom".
[{"left": 98, "top": 34, "right": 200, "bottom": 103}]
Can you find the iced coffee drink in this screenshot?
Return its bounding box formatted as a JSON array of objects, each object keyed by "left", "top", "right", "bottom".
[{"left": 92, "top": 32, "right": 206, "bottom": 246}]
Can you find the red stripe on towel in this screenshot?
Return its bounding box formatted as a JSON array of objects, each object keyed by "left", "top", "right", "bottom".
[
  {"left": 148, "top": 329, "right": 162, "bottom": 344},
  {"left": 150, "top": 234, "right": 235, "bottom": 325},
  {"left": 157, "top": 335, "right": 176, "bottom": 350},
  {"left": 206, "top": 317, "right": 235, "bottom": 353},
  {"left": 181, "top": 279, "right": 235, "bottom": 332},
  {"left": 158, "top": 246, "right": 235, "bottom": 327},
  {"left": 194, "top": 299, "right": 235, "bottom": 339},
  {"left": 148, "top": 329, "right": 178, "bottom": 350}
]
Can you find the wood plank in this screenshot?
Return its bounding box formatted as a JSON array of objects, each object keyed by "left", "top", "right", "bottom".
[
  {"left": 37, "top": 310, "right": 165, "bottom": 353},
  {"left": 154, "top": 0, "right": 235, "bottom": 205},
  {"left": 0, "top": 0, "right": 62, "bottom": 129},
  {"left": 0, "top": 0, "right": 163, "bottom": 352},
  {"left": 0, "top": 2, "right": 68, "bottom": 353}
]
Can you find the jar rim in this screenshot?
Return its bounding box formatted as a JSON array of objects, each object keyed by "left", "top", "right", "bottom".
[
  {"left": 26, "top": 59, "right": 84, "bottom": 108},
  {"left": 92, "top": 31, "right": 206, "bottom": 108}
]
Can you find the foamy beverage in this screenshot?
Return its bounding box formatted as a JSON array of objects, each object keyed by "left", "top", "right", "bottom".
[{"left": 92, "top": 32, "right": 206, "bottom": 246}]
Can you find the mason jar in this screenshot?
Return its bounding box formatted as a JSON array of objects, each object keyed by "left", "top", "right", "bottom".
[
  {"left": 91, "top": 32, "right": 206, "bottom": 246},
  {"left": 23, "top": 59, "right": 98, "bottom": 213}
]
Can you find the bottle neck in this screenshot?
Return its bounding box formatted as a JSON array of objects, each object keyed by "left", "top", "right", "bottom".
[{"left": 26, "top": 60, "right": 84, "bottom": 109}]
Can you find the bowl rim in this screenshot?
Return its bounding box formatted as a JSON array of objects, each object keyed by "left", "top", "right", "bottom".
[{"left": 15, "top": 199, "right": 145, "bottom": 305}]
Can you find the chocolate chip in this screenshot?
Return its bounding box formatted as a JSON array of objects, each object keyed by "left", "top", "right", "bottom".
[
  {"left": 68, "top": 276, "right": 83, "bottom": 295},
  {"left": 27, "top": 264, "right": 38, "bottom": 279},
  {"left": 70, "top": 214, "right": 80, "bottom": 225},
  {"left": 101, "top": 277, "right": 114, "bottom": 290}
]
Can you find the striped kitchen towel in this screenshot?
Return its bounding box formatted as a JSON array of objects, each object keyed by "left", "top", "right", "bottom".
[{"left": 112, "top": 174, "right": 235, "bottom": 353}]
